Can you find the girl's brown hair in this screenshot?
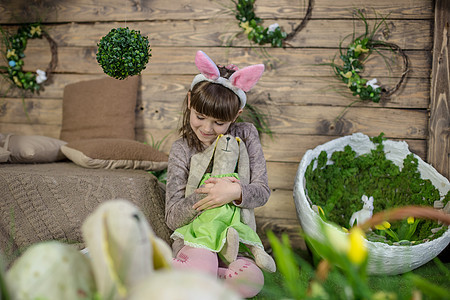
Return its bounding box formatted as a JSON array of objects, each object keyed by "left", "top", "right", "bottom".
[{"left": 179, "top": 66, "right": 241, "bottom": 151}]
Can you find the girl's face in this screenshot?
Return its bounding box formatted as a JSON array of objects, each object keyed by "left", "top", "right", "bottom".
[{"left": 189, "top": 108, "right": 233, "bottom": 146}]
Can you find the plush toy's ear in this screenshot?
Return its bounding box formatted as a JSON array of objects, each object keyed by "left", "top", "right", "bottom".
[
  {"left": 195, "top": 50, "right": 220, "bottom": 80},
  {"left": 229, "top": 64, "right": 264, "bottom": 92}
]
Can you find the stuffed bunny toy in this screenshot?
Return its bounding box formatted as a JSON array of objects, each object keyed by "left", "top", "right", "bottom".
[
  {"left": 82, "top": 199, "right": 173, "bottom": 300},
  {"left": 173, "top": 134, "right": 276, "bottom": 273}
]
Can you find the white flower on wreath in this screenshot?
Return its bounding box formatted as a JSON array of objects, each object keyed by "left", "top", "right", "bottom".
[
  {"left": 268, "top": 23, "right": 280, "bottom": 33},
  {"left": 366, "top": 78, "right": 380, "bottom": 89},
  {"left": 36, "top": 69, "right": 47, "bottom": 84}
]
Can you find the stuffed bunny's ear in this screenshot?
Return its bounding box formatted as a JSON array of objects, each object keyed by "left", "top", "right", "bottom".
[
  {"left": 229, "top": 64, "right": 264, "bottom": 92},
  {"left": 195, "top": 50, "right": 220, "bottom": 80}
]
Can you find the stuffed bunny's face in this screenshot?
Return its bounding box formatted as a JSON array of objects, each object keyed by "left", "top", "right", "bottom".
[{"left": 211, "top": 135, "right": 240, "bottom": 176}]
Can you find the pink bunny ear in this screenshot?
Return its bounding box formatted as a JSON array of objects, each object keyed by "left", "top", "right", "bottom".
[
  {"left": 229, "top": 64, "right": 264, "bottom": 92},
  {"left": 195, "top": 50, "right": 220, "bottom": 80}
]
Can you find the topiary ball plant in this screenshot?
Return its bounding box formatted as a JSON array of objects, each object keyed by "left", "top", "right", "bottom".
[{"left": 96, "top": 27, "right": 151, "bottom": 80}]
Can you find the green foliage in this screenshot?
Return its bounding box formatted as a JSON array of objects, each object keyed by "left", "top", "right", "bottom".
[
  {"left": 261, "top": 230, "right": 450, "bottom": 300},
  {"left": 267, "top": 231, "right": 307, "bottom": 298},
  {"left": 145, "top": 133, "right": 171, "bottom": 184},
  {"left": 232, "top": 0, "right": 287, "bottom": 47},
  {"left": 328, "top": 9, "right": 406, "bottom": 107},
  {"left": 305, "top": 133, "right": 448, "bottom": 244},
  {"left": 0, "top": 23, "right": 44, "bottom": 93},
  {"left": 237, "top": 102, "right": 273, "bottom": 138},
  {"left": 0, "top": 252, "right": 10, "bottom": 300},
  {"left": 148, "top": 169, "right": 167, "bottom": 185},
  {"left": 333, "top": 40, "right": 382, "bottom": 103},
  {"left": 96, "top": 27, "right": 151, "bottom": 80}
]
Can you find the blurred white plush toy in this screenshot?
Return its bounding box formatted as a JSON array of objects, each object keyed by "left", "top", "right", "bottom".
[
  {"left": 129, "top": 269, "right": 241, "bottom": 300},
  {"left": 349, "top": 195, "right": 374, "bottom": 227},
  {"left": 6, "top": 241, "right": 96, "bottom": 300},
  {"left": 82, "top": 199, "right": 173, "bottom": 300},
  {"left": 4, "top": 199, "right": 241, "bottom": 300}
]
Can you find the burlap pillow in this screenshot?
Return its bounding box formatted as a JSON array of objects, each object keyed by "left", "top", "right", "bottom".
[
  {"left": 0, "top": 148, "right": 10, "bottom": 163},
  {"left": 60, "top": 76, "right": 139, "bottom": 142},
  {"left": 0, "top": 133, "right": 66, "bottom": 163},
  {"left": 60, "top": 138, "right": 168, "bottom": 171}
]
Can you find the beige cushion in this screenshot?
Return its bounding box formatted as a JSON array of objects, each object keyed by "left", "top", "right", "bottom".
[
  {"left": 61, "top": 138, "right": 168, "bottom": 171},
  {"left": 0, "top": 148, "right": 10, "bottom": 162},
  {"left": 60, "top": 76, "right": 139, "bottom": 142},
  {"left": 0, "top": 133, "right": 66, "bottom": 163}
]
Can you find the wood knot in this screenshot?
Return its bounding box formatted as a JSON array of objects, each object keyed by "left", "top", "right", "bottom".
[{"left": 318, "top": 119, "right": 350, "bottom": 135}]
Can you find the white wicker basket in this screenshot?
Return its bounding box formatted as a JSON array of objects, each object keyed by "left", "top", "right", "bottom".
[{"left": 293, "top": 132, "right": 450, "bottom": 275}]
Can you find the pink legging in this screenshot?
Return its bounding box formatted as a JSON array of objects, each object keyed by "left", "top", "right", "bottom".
[{"left": 173, "top": 245, "right": 264, "bottom": 298}]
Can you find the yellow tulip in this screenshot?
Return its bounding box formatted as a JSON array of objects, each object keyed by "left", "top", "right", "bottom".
[
  {"left": 407, "top": 217, "right": 414, "bottom": 224},
  {"left": 317, "top": 205, "right": 325, "bottom": 216},
  {"left": 347, "top": 227, "right": 367, "bottom": 265},
  {"left": 374, "top": 224, "right": 383, "bottom": 230},
  {"left": 375, "top": 221, "right": 391, "bottom": 230}
]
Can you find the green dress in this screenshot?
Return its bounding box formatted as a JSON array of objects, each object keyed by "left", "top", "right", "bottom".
[{"left": 172, "top": 173, "right": 263, "bottom": 253}]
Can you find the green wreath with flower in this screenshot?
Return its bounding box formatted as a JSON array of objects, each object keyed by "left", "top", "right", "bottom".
[
  {"left": 330, "top": 10, "right": 409, "bottom": 106},
  {"left": 232, "top": 0, "right": 313, "bottom": 47},
  {"left": 0, "top": 23, "right": 57, "bottom": 93}
]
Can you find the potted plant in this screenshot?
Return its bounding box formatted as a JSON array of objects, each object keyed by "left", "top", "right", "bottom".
[{"left": 293, "top": 132, "right": 450, "bottom": 275}]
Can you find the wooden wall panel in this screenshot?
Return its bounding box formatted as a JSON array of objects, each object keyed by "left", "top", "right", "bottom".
[
  {"left": 428, "top": 0, "right": 450, "bottom": 179},
  {"left": 0, "top": 0, "right": 441, "bottom": 249},
  {"left": 135, "top": 101, "right": 428, "bottom": 138},
  {"left": 16, "top": 46, "right": 430, "bottom": 78},
  {"left": 0, "top": 0, "right": 434, "bottom": 23},
  {"left": 3, "top": 19, "right": 431, "bottom": 49},
  {"left": 2, "top": 74, "right": 429, "bottom": 108}
]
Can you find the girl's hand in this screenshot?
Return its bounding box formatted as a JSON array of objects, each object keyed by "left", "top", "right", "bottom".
[
  {"left": 193, "top": 177, "right": 242, "bottom": 211},
  {"left": 204, "top": 176, "right": 240, "bottom": 184}
]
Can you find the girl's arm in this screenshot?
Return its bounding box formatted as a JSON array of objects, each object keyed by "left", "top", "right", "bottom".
[
  {"left": 234, "top": 123, "right": 271, "bottom": 209},
  {"left": 164, "top": 140, "right": 202, "bottom": 231}
]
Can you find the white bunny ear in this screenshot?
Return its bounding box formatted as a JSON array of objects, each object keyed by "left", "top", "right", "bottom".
[
  {"left": 194, "top": 50, "right": 220, "bottom": 80},
  {"left": 229, "top": 64, "right": 264, "bottom": 92}
]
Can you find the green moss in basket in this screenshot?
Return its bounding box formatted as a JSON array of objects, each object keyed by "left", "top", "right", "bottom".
[
  {"left": 96, "top": 27, "right": 151, "bottom": 80},
  {"left": 305, "top": 133, "right": 449, "bottom": 244}
]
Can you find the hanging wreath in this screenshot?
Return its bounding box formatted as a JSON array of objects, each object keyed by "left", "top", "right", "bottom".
[
  {"left": 232, "top": 0, "right": 313, "bottom": 47},
  {"left": 0, "top": 23, "right": 57, "bottom": 93},
  {"left": 331, "top": 10, "right": 409, "bottom": 104}
]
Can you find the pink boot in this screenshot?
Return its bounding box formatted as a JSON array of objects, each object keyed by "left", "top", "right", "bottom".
[
  {"left": 172, "top": 245, "right": 219, "bottom": 277},
  {"left": 218, "top": 257, "right": 264, "bottom": 298}
]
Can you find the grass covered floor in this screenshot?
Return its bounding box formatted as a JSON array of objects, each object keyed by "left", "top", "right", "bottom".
[{"left": 253, "top": 247, "right": 450, "bottom": 299}]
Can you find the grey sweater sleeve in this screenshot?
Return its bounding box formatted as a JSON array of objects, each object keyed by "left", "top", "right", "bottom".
[
  {"left": 231, "top": 122, "right": 271, "bottom": 209},
  {"left": 164, "top": 140, "right": 202, "bottom": 231}
]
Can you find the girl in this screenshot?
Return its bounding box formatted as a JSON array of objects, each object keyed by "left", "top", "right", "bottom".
[{"left": 165, "top": 50, "right": 274, "bottom": 298}]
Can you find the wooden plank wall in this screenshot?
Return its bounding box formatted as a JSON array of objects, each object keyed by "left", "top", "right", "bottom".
[
  {"left": 428, "top": 0, "right": 449, "bottom": 181},
  {"left": 0, "top": 0, "right": 439, "bottom": 249}
]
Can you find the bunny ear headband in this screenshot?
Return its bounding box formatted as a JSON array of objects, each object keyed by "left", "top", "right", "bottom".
[{"left": 190, "top": 50, "right": 265, "bottom": 109}]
